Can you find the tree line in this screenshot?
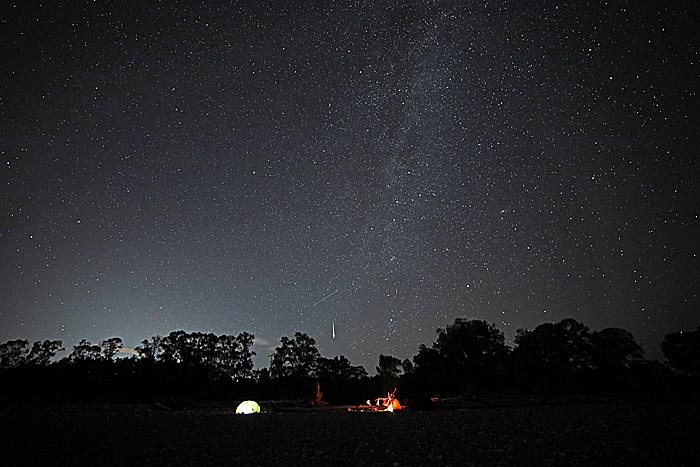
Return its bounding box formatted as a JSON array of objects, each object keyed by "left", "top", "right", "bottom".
[{"left": 1, "top": 318, "right": 698, "bottom": 404}]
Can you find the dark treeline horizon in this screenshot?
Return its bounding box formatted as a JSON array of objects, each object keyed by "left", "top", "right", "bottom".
[
  {"left": 1, "top": 317, "right": 699, "bottom": 405},
  {"left": 1, "top": 317, "right": 696, "bottom": 371}
]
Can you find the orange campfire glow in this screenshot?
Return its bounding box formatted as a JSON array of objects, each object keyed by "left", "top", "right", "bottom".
[{"left": 361, "top": 388, "right": 402, "bottom": 412}]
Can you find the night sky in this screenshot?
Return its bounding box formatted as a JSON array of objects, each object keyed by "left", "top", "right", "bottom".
[{"left": 2, "top": 1, "right": 698, "bottom": 371}]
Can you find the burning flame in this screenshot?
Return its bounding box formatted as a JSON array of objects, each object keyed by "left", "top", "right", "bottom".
[
  {"left": 352, "top": 388, "right": 403, "bottom": 412},
  {"left": 375, "top": 388, "right": 402, "bottom": 412}
]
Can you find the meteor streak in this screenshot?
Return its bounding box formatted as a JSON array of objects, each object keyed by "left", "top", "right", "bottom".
[{"left": 313, "top": 289, "right": 339, "bottom": 306}]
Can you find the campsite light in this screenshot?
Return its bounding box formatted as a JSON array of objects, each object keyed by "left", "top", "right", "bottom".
[
  {"left": 349, "top": 388, "right": 403, "bottom": 412},
  {"left": 235, "top": 400, "right": 261, "bottom": 414}
]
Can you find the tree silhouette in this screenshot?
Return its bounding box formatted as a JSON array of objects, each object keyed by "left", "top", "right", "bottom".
[
  {"left": 213, "top": 331, "right": 256, "bottom": 381},
  {"left": 317, "top": 355, "right": 367, "bottom": 381},
  {"left": 158, "top": 330, "right": 218, "bottom": 367},
  {"left": 412, "top": 344, "right": 446, "bottom": 375},
  {"left": 374, "top": 353, "right": 405, "bottom": 395},
  {"left": 376, "top": 354, "right": 404, "bottom": 379},
  {"left": 135, "top": 335, "right": 163, "bottom": 361},
  {"left": 406, "top": 344, "right": 450, "bottom": 398},
  {"left": 159, "top": 331, "right": 201, "bottom": 366},
  {"left": 590, "top": 327, "right": 644, "bottom": 370},
  {"left": 269, "top": 332, "right": 320, "bottom": 379},
  {"left": 69, "top": 339, "right": 103, "bottom": 362},
  {"left": 513, "top": 318, "right": 593, "bottom": 391},
  {"left": 404, "top": 319, "right": 510, "bottom": 395},
  {"left": 2, "top": 319, "right": 697, "bottom": 403},
  {"left": 25, "top": 340, "right": 64, "bottom": 366},
  {"left": 0, "top": 339, "right": 30, "bottom": 368},
  {"left": 101, "top": 337, "right": 124, "bottom": 361},
  {"left": 662, "top": 326, "right": 700, "bottom": 374},
  {"left": 0, "top": 339, "right": 63, "bottom": 368},
  {"left": 433, "top": 318, "right": 509, "bottom": 385},
  {"left": 152, "top": 330, "right": 255, "bottom": 380}
]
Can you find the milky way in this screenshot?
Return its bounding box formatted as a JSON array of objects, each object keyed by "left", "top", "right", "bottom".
[{"left": 2, "top": 1, "right": 698, "bottom": 370}]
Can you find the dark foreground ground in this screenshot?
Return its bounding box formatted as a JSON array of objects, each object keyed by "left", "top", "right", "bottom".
[{"left": 3, "top": 400, "right": 699, "bottom": 466}]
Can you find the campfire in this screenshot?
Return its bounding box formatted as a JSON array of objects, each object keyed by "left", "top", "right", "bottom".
[
  {"left": 352, "top": 388, "right": 403, "bottom": 412},
  {"left": 243, "top": 384, "right": 404, "bottom": 413}
]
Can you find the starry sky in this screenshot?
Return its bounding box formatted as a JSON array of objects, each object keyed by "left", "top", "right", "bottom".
[{"left": 2, "top": 0, "right": 698, "bottom": 371}]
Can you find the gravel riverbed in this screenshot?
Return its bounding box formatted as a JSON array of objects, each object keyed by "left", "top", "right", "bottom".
[{"left": 3, "top": 401, "right": 699, "bottom": 466}]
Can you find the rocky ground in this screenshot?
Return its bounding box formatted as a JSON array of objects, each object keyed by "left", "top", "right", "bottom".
[{"left": 3, "top": 400, "right": 699, "bottom": 466}]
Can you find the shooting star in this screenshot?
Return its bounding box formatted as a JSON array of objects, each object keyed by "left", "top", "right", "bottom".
[
  {"left": 313, "top": 289, "right": 339, "bottom": 306},
  {"left": 332, "top": 320, "right": 336, "bottom": 339}
]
